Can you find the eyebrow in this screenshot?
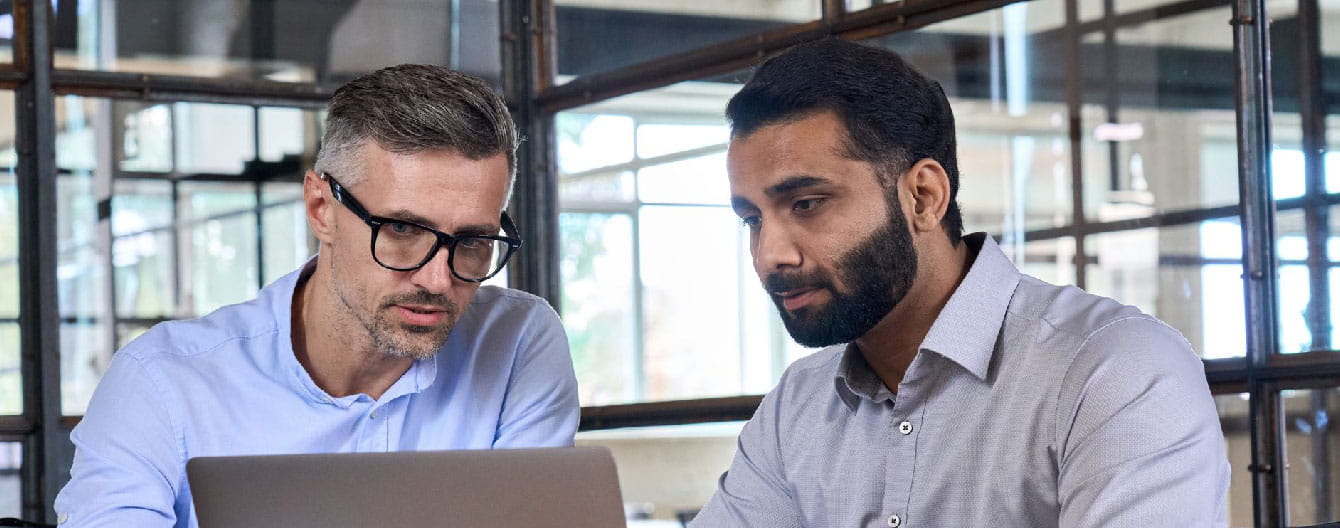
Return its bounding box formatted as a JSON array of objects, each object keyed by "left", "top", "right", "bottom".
[
  {"left": 378, "top": 210, "right": 499, "bottom": 236},
  {"left": 764, "top": 176, "right": 832, "bottom": 197},
  {"left": 730, "top": 196, "right": 757, "bottom": 213}
]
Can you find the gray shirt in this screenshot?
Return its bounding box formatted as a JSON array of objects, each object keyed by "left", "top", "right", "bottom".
[{"left": 692, "top": 233, "right": 1229, "bottom": 528}]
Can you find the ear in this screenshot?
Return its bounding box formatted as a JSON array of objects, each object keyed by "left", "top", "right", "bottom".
[
  {"left": 900, "top": 158, "right": 952, "bottom": 236},
  {"left": 304, "top": 170, "right": 337, "bottom": 245}
]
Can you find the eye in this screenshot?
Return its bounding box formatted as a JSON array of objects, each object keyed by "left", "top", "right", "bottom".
[
  {"left": 792, "top": 197, "right": 826, "bottom": 214},
  {"left": 457, "top": 237, "right": 487, "bottom": 250},
  {"left": 739, "top": 215, "right": 761, "bottom": 229},
  {"left": 386, "top": 222, "right": 416, "bottom": 235}
]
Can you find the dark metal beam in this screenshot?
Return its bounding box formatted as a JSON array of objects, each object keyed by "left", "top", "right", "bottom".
[
  {"left": 49, "top": 70, "right": 333, "bottom": 108},
  {"left": 535, "top": 0, "right": 1027, "bottom": 113},
  {"left": 501, "top": 0, "right": 561, "bottom": 306},
  {"left": 1232, "top": 0, "right": 1286, "bottom": 524},
  {"left": 14, "top": 0, "right": 64, "bottom": 522},
  {"left": 1064, "top": 0, "right": 1088, "bottom": 290},
  {"left": 580, "top": 395, "right": 762, "bottom": 431}
]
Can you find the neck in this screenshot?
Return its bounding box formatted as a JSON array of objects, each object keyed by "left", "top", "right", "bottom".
[
  {"left": 854, "top": 238, "right": 975, "bottom": 393},
  {"left": 290, "top": 260, "right": 414, "bottom": 400}
]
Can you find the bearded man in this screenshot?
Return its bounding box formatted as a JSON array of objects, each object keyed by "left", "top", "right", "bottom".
[{"left": 691, "top": 39, "right": 1230, "bottom": 528}]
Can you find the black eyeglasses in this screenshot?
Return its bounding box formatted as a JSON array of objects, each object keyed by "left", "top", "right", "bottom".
[{"left": 321, "top": 172, "right": 522, "bottom": 282}]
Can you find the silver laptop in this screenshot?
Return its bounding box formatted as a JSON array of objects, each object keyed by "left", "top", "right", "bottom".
[{"left": 187, "top": 446, "right": 627, "bottom": 528}]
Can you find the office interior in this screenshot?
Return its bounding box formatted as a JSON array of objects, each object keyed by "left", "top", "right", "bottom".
[{"left": 0, "top": 0, "right": 1336, "bottom": 526}]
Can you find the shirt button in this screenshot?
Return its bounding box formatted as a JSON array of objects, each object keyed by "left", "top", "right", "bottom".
[
  {"left": 899, "top": 421, "right": 913, "bottom": 435},
  {"left": 887, "top": 513, "right": 902, "bottom": 527},
  {"left": 369, "top": 410, "right": 379, "bottom": 419}
]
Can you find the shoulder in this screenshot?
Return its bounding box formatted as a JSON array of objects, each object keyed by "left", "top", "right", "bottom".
[
  {"left": 118, "top": 296, "right": 283, "bottom": 366},
  {"left": 465, "top": 286, "right": 560, "bottom": 323}
]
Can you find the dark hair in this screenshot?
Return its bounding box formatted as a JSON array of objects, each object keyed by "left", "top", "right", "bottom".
[
  {"left": 725, "top": 38, "right": 962, "bottom": 243},
  {"left": 315, "top": 64, "right": 518, "bottom": 198}
]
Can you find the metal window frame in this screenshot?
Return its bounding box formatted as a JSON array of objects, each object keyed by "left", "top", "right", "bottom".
[{"left": 0, "top": 0, "right": 1327, "bottom": 524}]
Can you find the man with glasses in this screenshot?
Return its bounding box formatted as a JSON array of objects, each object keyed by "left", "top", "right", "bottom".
[
  {"left": 55, "top": 65, "right": 579, "bottom": 528},
  {"left": 691, "top": 39, "right": 1229, "bottom": 527}
]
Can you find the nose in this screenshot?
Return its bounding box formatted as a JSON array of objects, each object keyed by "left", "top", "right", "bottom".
[
  {"left": 409, "top": 245, "right": 461, "bottom": 294},
  {"left": 752, "top": 220, "right": 802, "bottom": 275}
]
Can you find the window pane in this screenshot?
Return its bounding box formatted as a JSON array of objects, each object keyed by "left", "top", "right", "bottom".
[
  {"left": 561, "top": 212, "right": 636, "bottom": 405},
  {"left": 575, "top": 422, "right": 742, "bottom": 524},
  {"left": 0, "top": 442, "right": 21, "bottom": 518},
  {"left": 1080, "top": 4, "right": 1239, "bottom": 214},
  {"left": 1282, "top": 387, "right": 1340, "bottom": 526},
  {"left": 54, "top": 0, "right": 500, "bottom": 85},
  {"left": 555, "top": 1, "right": 818, "bottom": 81},
  {"left": 261, "top": 181, "right": 312, "bottom": 286},
  {"left": 998, "top": 236, "right": 1077, "bottom": 287},
  {"left": 863, "top": 0, "right": 1074, "bottom": 236},
  {"left": 557, "top": 75, "right": 806, "bottom": 404},
  {"left": 59, "top": 97, "right": 316, "bottom": 414},
  {"left": 1216, "top": 392, "right": 1254, "bottom": 527},
  {"left": 1085, "top": 221, "right": 1247, "bottom": 359},
  {"left": 180, "top": 182, "right": 259, "bottom": 315}
]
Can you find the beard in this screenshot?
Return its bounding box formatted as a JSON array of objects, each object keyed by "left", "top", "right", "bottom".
[
  {"left": 330, "top": 254, "right": 460, "bottom": 360},
  {"left": 764, "top": 192, "right": 917, "bottom": 348}
]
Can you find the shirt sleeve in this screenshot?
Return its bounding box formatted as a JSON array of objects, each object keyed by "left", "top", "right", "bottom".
[
  {"left": 1055, "top": 317, "right": 1230, "bottom": 528},
  {"left": 55, "top": 353, "right": 184, "bottom": 528},
  {"left": 491, "top": 300, "right": 580, "bottom": 448},
  {"left": 691, "top": 380, "right": 805, "bottom": 528}
]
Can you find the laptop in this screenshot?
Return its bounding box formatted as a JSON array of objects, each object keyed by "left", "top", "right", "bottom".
[{"left": 187, "top": 446, "right": 628, "bottom": 528}]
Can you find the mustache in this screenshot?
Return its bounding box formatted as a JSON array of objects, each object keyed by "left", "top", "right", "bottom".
[
  {"left": 764, "top": 270, "right": 831, "bottom": 295},
  {"left": 381, "top": 289, "right": 458, "bottom": 312}
]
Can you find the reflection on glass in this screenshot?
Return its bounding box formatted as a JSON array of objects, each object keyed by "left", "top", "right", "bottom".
[
  {"left": 560, "top": 213, "right": 636, "bottom": 405},
  {"left": 1084, "top": 221, "right": 1247, "bottom": 359},
  {"left": 53, "top": 98, "right": 319, "bottom": 414},
  {"left": 1282, "top": 388, "right": 1340, "bottom": 526},
  {"left": 261, "top": 182, "right": 311, "bottom": 286},
  {"left": 575, "top": 422, "right": 744, "bottom": 523},
  {"left": 554, "top": 0, "right": 816, "bottom": 80},
  {"left": 998, "top": 236, "right": 1076, "bottom": 287},
  {"left": 54, "top": 0, "right": 499, "bottom": 85},
  {"left": 181, "top": 182, "right": 259, "bottom": 315},
  {"left": 0, "top": 442, "right": 22, "bottom": 518},
  {"left": 640, "top": 206, "right": 743, "bottom": 400},
  {"left": 558, "top": 77, "right": 808, "bottom": 404},
  {"left": 0, "top": 171, "right": 15, "bottom": 320},
  {"left": 1080, "top": 5, "right": 1239, "bottom": 214},
  {"left": 1215, "top": 393, "right": 1252, "bottom": 527},
  {"left": 863, "top": 0, "right": 1073, "bottom": 236}
]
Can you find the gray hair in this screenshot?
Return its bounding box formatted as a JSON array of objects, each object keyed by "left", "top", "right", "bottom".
[{"left": 314, "top": 64, "right": 519, "bottom": 206}]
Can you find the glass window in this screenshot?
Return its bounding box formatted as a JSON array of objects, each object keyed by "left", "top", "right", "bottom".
[
  {"left": 1080, "top": 4, "right": 1239, "bottom": 215},
  {"left": 0, "top": 92, "right": 15, "bottom": 416},
  {"left": 558, "top": 76, "right": 807, "bottom": 405},
  {"left": 575, "top": 422, "right": 742, "bottom": 524},
  {"left": 0, "top": 442, "right": 21, "bottom": 518},
  {"left": 53, "top": 0, "right": 500, "bottom": 85},
  {"left": 1216, "top": 392, "right": 1255, "bottom": 526},
  {"left": 863, "top": 0, "right": 1074, "bottom": 239},
  {"left": 59, "top": 97, "right": 321, "bottom": 415},
  {"left": 1283, "top": 387, "right": 1340, "bottom": 526},
  {"left": 554, "top": 1, "right": 818, "bottom": 81}
]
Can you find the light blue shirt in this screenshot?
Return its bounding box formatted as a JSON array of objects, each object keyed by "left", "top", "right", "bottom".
[
  {"left": 54, "top": 260, "right": 580, "bottom": 528},
  {"left": 692, "top": 233, "right": 1229, "bottom": 528}
]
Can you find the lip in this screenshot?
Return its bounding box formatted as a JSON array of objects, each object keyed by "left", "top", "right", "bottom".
[
  {"left": 776, "top": 288, "right": 823, "bottom": 311},
  {"left": 394, "top": 304, "right": 447, "bottom": 326}
]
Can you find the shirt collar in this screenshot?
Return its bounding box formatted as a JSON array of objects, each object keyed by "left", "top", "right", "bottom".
[{"left": 833, "top": 233, "right": 1021, "bottom": 409}]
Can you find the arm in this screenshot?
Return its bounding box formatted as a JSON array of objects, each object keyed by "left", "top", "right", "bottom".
[
  {"left": 690, "top": 385, "right": 805, "bottom": 528},
  {"left": 54, "top": 353, "right": 184, "bottom": 527},
  {"left": 1056, "top": 317, "right": 1230, "bottom": 528},
  {"left": 492, "top": 302, "right": 580, "bottom": 448}
]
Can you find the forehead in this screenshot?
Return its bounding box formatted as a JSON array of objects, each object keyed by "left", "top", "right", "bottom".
[
  {"left": 353, "top": 143, "right": 510, "bottom": 227},
  {"left": 726, "top": 111, "right": 868, "bottom": 199}
]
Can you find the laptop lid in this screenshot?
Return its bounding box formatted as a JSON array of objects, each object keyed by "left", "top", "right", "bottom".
[{"left": 187, "top": 446, "right": 627, "bottom": 528}]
